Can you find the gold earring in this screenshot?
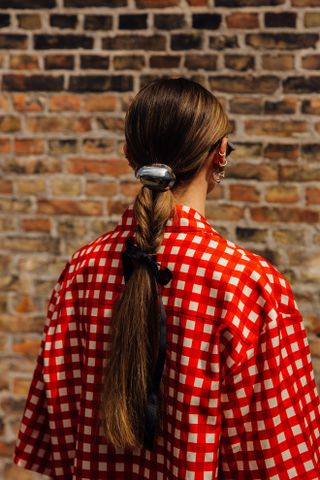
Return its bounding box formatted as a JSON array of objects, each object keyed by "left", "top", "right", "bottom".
[
  {"left": 218, "top": 150, "right": 227, "bottom": 167},
  {"left": 218, "top": 158, "right": 227, "bottom": 167}
]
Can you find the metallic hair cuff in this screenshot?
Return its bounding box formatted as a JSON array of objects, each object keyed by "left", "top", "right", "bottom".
[{"left": 135, "top": 163, "right": 176, "bottom": 192}]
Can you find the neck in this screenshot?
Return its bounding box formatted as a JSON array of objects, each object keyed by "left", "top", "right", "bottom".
[{"left": 172, "top": 180, "right": 208, "bottom": 218}]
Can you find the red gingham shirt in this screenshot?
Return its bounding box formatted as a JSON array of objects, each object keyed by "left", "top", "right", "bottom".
[{"left": 13, "top": 202, "right": 320, "bottom": 479}]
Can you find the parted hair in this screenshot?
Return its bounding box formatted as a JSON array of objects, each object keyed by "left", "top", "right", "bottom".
[{"left": 98, "top": 77, "right": 229, "bottom": 449}]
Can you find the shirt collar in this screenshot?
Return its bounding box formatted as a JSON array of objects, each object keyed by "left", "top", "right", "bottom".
[{"left": 116, "top": 202, "right": 221, "bottom": 237}]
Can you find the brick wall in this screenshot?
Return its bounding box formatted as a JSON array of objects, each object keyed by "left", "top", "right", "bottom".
[{"left": 1, "top": 0, "right": 320, "bottom": 477}]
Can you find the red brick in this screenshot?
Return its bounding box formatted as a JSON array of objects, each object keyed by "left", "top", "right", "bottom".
[
  {"left": 86, "top": 181, "right": 118, "bottom": 196},
  {"left": 66, "top": 157, "right": 131, "bottom": 175},
  {"left": 225, "top": 55, "right": 255, "bottom": 71},
  {"left": 3, "top": 74, "right": 63, "bottom": 92},
  {"left": 1, "top": 236, "right": 59, "bottom": 253},
  {"left": 14, "top": 138, "right": 45, "bottom": 155},
  {"left": 262, "top": 54, "right": 294, "bottom": 70},
  {"left": 12, "top": 336, "right": 41, "bottom": 355},
  {"left": 283, "top": 76, "right": 320, "bottom": 94},
  {"left": 184, "top": 54, "right": 217, "bottom": 70},
  {"left": 0, "top": 440, "right": 15, "bottom": 457},
  {"left": 229, "top": 184, "right": 260, "bottom": 202},
  {"left": 0, "top": 179, "right": 13, "bottom": 194},
  {"left": 37, "top": 199, "right": 103, "bottom": 216},
  {"left": 225, "top": 143, "right": 263, "bottom": 160},
  {"left": 3, "top": 157, "right": 61, "bottom": 175},
  {"left": 207, "top": 183, "right": 223, "bottom": 200},
  {"left": 17, "top": 14, "right": 41, "bottom": 30},
  {"left": 265, "top": 185, "right": 300, "bottom": 203},
  {"left": 265, "top": 96, "right": 298, "bottom": 114},
  {"left": 96, "top": 116, "right": 124, "bottom": 133},
  {"left": 206, "top": 204, "right": 244, "bottom": 221},
  {"left": 150, "top": 55, "right": 180, "bottom": 69},
  {"left": 83, "top": 94, "right": 116, "bottom": 112},
  {"left": 226, "top": 12, "right": 259, "bottom": 29},
  {"left": 250, "top": 206, "right": 319, "bottom": 223},
  {"left": 15, "top": 295, "right": 37, "bottom": 314},
  {"left": 302, "top": 54, "right": 320, "bottom": 70},
  {"left": 12, "top": 378, "right": 32, "bottom": 396},
  {"left": 279, "top": 164, "right": 320, "bottom": 181},
  {"left": 273, "top": 229, "right": 305, "bottom": 245},
  {"left": 107, "top": 198, "right": 135, "bottom": 215},
  {"left": 119, "top": 180, "right": 145, "bottom": 198},
  {"left": 230, "top": 96, "right": 262, "bottom": 114},
  {"left": 306, "top": 188, "right": 320, "bottom": 204},
  {"left": 16, "top": 178, "right": 46, "bottom": 194},
  {"left": 209, "top": 75, "right": 279, "bottom": 93},
  {"left": 0, "top": 216, "right": 16, "bottom": 231},
  {"left": 304, "top": 12, "right": 320, "bottom": 27},
  {"left": 10, "top": 54, "right": 39, "bottom": 70},
  {"left": 50, "top": 177, "right": 82, "bottom": 196},
  {"left": 245, "top": 119, "right": 307, "bottom": 137},
  {"left": 45, "top": 54, "right": 74, "bottom": 70},
  {"left": 264, "top": 144, "right": 300, "bottom": 160},
  {"left": 0, "top": 95, "right": 10, "bottom": 112},
  {"left": 0, "top": 116, "right": 21, "bottom": 132},
  {"left": 0, "top": 137, "right": 11, "bottom": 153},
  {"left": 229, "top": 162, "right": 278, "bottom": 181},
  {"left": 26, "top": 116, "right": 91, "bottom": 133},
  {"left": 20, "top": 218, "right": 51, "bottom": 232},
  {"left": 113, "top": 55, "right": 145, "bottom": 70},
  {"left": 57, "top": 218, "right": 87, "bottom": 238},
  {"left": 49, "top": 139, "right": 78, "bottom": 155},
  {"left": 12, "top": 93, "right": 44, "bottom": 112},
  {"left": 49, "top": 94, "right": 81, "bottom": 112},
  {"left": 246, "top": 33, "right": 318, "bottom": 49},
  {"left": 83, "top": 138, "right": 115, "bottom": 154},
  {"left": 0, "top": 34, "right": 27, "bottom": 50},
  {"left": 0, "top": 198, "right": 33, "bottom": 214},
  {"left": 102, "top": 35, "right": 166, "bottom": 51}
]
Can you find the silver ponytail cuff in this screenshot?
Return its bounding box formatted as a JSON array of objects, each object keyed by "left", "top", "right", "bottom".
[{"left": 135, "top": 163, "right": 176, "bottom": 192}]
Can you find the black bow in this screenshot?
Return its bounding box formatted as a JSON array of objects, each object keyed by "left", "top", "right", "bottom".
[
  {"left": 122, "top": 236, "right": 172, "bottom": 286},
  {"left": 121, "top": 235, "right": 173, "bottom": 450}
]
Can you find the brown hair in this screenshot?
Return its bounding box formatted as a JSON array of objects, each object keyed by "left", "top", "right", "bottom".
[{"left": 99, "top": 77, "right": 229, "bottom": 449}]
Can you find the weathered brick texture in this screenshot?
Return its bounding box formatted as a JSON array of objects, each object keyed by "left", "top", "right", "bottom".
[{"left": 0, "top": 1, "right": 319, "bottom": 477}]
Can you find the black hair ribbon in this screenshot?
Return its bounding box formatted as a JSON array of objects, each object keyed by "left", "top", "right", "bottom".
[{"left": 121, "top": 236, "right": 173, "bottom": 450}]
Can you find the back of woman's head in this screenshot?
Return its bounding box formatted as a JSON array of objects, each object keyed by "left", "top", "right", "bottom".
[
  {"left": 99, "top": 77, "right": 229, "bottom": 449},
  {"left": 126, "top": 77, "right": 229, "bottom": 192}
]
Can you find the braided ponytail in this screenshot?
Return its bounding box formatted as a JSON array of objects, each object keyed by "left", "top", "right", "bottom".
[
  {"left": 99, "top": 77, "right": 229, "bottom": 449},
  {"left": 133, "top": 187, "right": 174, "bottom": 254}
]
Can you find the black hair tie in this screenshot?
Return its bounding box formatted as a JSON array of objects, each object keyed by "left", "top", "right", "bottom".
[
  {"left": 121, "top": 236, "right": 172, "bottom": 450},
  {"left": 122, "top": 236, "right": 172, "bottom": 286}
]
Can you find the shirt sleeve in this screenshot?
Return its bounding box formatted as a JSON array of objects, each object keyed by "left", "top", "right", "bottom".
[
  {"left": 12, "top": 260, "right": 74, "bottom": 479},
  {"left": 218, "top": 304, "right": 320, "bottom": 478}
]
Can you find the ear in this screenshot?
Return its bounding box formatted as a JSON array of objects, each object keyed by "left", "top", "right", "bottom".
[
  {"left": 210, "top": 136, "right": 228, "bottom": 166},
  {"left": 219, "top": 136, "right": 228, "bottom": 156}
]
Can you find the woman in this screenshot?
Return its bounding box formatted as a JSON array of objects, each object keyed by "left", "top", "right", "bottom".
[{"left": 13, "top": 78, "right": 320, "bottom": 479}]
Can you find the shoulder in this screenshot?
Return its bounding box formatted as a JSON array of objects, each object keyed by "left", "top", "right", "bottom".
[
  {"left": 64, "top": 228, "right": 121, "bottom": 284},
  {"left": 228, "top": 237, "right": 298, "bottom": 315},
  {"left": 205, "top": 233, "right": 300, "bottom": 343}
]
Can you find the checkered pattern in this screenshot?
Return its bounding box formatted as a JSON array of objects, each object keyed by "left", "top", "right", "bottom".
[{"left": 13, "top": 203, "right": 320, "bottom": 479}]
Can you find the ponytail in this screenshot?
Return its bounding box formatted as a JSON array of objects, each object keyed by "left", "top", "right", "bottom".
[{"left": 99, "top": 188, "right": 174, "bottom": 449}]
